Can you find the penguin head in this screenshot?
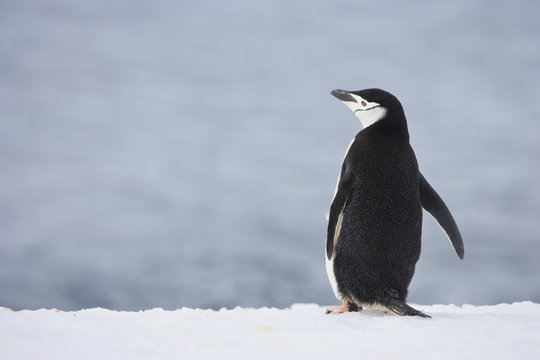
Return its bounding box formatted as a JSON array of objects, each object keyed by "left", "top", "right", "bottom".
[{"left": 331, "top": 88, "right": 406, "bottom": 131}]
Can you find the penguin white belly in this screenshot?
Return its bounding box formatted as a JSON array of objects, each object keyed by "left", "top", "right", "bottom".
[
  {"left": 332, "top": 138, "right": 355, "bottom": 200},
  {"left": 325, "top": 252, "right": 339, "bottom": 299},
  {"left": 325, "top": 211, "right": 344, "bottom": 299}
]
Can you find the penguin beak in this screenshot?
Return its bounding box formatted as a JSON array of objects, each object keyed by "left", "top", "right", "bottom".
[{"left": 331, "top": 89, "right": 357, "bottom": 103}]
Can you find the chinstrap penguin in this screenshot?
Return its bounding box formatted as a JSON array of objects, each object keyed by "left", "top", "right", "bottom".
[{"left": 325, "top": 88, "right": 464, "bottom": 318}]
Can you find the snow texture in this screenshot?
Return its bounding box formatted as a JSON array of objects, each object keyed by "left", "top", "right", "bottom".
[{"left": 1, "top": 302, "right": 539, "bottom": 359}]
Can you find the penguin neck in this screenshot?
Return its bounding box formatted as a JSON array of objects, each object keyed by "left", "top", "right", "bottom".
[{"left": 360, "top": 111, "right": 410, "bottom": 140}]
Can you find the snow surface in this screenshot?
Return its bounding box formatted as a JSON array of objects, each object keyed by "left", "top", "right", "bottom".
[{"left": 1, "top": 302, "right": 539, "bottom": 360}]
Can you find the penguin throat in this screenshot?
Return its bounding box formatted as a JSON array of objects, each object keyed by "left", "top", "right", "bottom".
[{"left": 354, "top": 106, "right": 387, "bottom": 129}]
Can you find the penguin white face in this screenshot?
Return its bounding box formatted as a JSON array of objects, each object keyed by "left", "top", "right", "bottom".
[{"left": 331, "top": 89, "right": 387, "bottom": 129}]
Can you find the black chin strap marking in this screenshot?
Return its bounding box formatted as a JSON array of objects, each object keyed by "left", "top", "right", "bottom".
[{"left": 354, "top": 105, "right": 381, "bottom": 113}]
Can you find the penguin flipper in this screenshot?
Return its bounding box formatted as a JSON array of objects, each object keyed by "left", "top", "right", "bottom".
[
  {"left": 419, "top": 173, "right": 464, "bottom": 259},
  {"left": 386, "top": 299, "right": 431, "bottom": 318},
  {"left": 326, "top": 164, "right": 354, "bottom": 260}
]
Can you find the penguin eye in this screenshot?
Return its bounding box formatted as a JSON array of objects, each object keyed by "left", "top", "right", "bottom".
[{"left": 361, "top": 101, "right": 367, "bottom": 107}]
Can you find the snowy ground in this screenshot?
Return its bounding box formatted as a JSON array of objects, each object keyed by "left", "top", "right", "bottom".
[{"left": 1, "top": 302, "right": 539, "bottom": 359}]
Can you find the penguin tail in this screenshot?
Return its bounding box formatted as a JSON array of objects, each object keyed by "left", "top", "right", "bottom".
[{"left": 386, "top": 299, "right": 431, "bottom": 318}]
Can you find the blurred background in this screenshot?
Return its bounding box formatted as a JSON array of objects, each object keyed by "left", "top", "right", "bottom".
[{"left": 1, "top": 0, "right": 539, "bottom": 311}]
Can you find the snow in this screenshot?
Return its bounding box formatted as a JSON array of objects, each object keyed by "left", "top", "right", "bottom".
[{"left": 1, "top": 302, "right": 539, "bottom": 359}]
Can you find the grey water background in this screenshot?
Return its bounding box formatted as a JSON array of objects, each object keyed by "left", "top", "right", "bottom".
[{"left": 1, "top": 0, "right": 539, "bottom": 311}]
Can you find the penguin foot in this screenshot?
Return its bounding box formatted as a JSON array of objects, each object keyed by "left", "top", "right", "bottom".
[
  {"left": 325, "top": 305, "right": 348, "bottom": 314},
  {"left": 325, "top": 300, "right": 362, "bottom": 314}
]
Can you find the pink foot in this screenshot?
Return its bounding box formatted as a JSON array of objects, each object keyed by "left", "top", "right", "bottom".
[
  {"left": 325, "top": 300, "right": 362, "bottom": 314},
  {"left": 325, "top": 304, "right": 348, "bottom": 314}
]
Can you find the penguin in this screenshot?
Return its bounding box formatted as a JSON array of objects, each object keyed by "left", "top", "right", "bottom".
[{"left": 325, "top": 88, "right": 464, "bottom": 318}]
